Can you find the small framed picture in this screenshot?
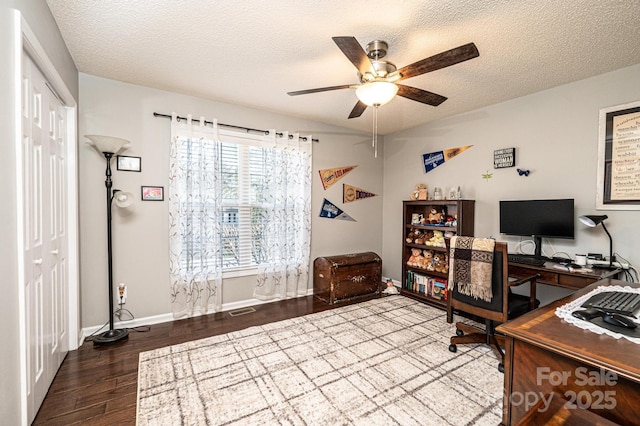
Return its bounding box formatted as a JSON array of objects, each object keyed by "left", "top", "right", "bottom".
[
  {"left": 141, "top": 186, "right": 164, "bottom": 201},
  {"left": 117, "top": 155, "right": 142, "bottom": 172}
]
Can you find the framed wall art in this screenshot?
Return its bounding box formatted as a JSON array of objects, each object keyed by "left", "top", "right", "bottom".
[
  {"left": 116, "top": 155, "right": 141, "bottom": 172},
  {"left": 493, "top": 148, "right": 515, "bottom": 169},
  {"left": 596, "top": 100, "right": 640, "bottom": 210},
  {"left": 141, "top": 186, "right": 164, "bottom": 201}
]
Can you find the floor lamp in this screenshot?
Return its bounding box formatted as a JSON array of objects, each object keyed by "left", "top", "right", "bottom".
[{"left": 86, "top": 135, "right": 133, "bottom": 345}]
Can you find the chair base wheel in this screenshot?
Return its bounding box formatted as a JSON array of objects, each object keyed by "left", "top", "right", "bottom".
[
  {"left": 449, "top": 344, "right": 457, "bottom": 353},
  {"left": 498, "top": 363, "right": 504, "bottom": 373},
  {"left": 456, "top": 328, "right": 464, "bottom": 336}
]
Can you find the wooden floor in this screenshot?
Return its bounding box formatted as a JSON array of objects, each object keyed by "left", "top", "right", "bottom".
[{"left": 33, "top": 295, "right": 369, "bottom": 425}]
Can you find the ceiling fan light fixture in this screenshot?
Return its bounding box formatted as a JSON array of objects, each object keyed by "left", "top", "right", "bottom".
[{"left": 356, "top": 81, "right": 399, "bottom": 107}]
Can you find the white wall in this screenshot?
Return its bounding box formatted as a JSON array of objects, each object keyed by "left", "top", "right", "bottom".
[
  {"left": 382, "top": 63, "right": 640, "bottom": 301},
  {"left": 79, "top": 74, "right": 384, "bottom": 328}
]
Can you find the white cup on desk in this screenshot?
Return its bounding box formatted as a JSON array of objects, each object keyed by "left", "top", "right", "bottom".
[{"left": 575, "top": 254, "right": 587, "bottom": 266}]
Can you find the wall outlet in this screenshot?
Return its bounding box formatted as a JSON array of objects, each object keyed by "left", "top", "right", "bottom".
[{"left": 118, "top": 283, "right": 127, "bottom": 304}]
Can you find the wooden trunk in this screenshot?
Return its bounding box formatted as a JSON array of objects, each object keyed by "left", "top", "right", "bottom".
[{"left": 313, "top": 252, "right": 382, "bottom": 304}]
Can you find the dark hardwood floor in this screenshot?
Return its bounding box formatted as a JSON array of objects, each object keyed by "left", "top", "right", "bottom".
[{"left": 33, "top": 295, "right": 370, "bottom": 425}]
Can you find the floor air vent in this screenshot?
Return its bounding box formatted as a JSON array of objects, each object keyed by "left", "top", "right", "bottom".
[{"left": 228, "top": 307, "right": 256, "bottom": 317}]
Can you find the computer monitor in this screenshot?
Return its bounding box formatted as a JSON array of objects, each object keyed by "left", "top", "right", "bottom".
[{"left": 499, "top": 198, "right": 574, "bottom": 258}]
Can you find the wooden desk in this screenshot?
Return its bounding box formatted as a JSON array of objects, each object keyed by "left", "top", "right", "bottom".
[
  {"left": 498, "top": 279, "right": 640, "bottom": 426},
  {"left": 508, "top": 261, "right": 620, "bottom": 290}
]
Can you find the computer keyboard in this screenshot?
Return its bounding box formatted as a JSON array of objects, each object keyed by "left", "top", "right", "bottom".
[
  {"left": 582, "top": 291, "right": 640, "bottom": 316},
  {"left": 508, "top": 254, "right": 546, "bottom": 266}
]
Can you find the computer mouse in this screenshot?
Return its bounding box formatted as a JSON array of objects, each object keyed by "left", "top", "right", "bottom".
[
  {"left": 603, "top": 314, "right": 637, "bottom": 329},
  {"left": 571, "top": 308, "right": 604, "bottom": 321}
]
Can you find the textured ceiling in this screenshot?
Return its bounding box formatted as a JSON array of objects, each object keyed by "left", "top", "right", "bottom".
[{"left": 46, "top": 0, "right": 640, "bottom": 135}]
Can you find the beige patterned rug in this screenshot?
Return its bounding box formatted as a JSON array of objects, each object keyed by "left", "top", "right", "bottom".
[{"left": 136, "top": 296, "right": 503, "bottom": 425}]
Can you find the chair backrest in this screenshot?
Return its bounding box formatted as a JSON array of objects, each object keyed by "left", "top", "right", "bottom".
[{"left": 448, "top": 241, "right": 509, "bottom": 323}]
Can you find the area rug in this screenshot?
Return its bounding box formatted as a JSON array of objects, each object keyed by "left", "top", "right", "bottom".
[{"left": 136, "top": 296, "right": 503, "bottom": 425}]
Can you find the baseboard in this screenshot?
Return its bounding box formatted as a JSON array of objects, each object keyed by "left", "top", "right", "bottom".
[{"left": 78, "top": 289, "right": 316, "bottom": 346}]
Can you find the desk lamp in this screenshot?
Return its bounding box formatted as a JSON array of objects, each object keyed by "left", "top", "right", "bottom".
[
  {"left": 86, "top": 135, "right": 134, "bottom": 345},
  {"left": 578, "top": 215, "right": 616, "bottom": 269}
]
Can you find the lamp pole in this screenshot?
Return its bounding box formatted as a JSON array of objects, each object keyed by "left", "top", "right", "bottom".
[
  {"left": 93, "top": 151, "right": 129, "bottom": 345},
  {"left": 600, "top": 222, "right": 615, "bottom": 269}
]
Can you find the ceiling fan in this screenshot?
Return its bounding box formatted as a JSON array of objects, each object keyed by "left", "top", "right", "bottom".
[{"left": 287, "top": 37, "right": 479, "bottom": 119}]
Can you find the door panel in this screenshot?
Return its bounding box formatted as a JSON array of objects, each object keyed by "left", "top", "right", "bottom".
[{"left": 22, "top": 52, "right": 68, "bottom": 424}]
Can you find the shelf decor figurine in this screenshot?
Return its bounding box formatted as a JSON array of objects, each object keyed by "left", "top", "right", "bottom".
[{"left": 410, "top": 183, "right": 428, "bottom": 200}]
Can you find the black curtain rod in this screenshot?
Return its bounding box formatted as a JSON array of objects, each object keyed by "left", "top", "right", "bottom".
[{"left": 153, "top": 112, "right": 319, "bottom": 143}]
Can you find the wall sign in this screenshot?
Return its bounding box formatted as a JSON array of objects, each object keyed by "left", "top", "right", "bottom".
[
  {"left": 318, "top": 165, "right": 357, "bottom": 190},
  {"left": 343, "top": 184, "right": 377, "bottom": 203},
  {"left": 319, "top": 198, "right": 355, "bottom": 221},
  {"left": 597, "top": 100, "right": 640, "bottom": 210},
  {"left": 494, "top": 148, "right": 515, "bottom": 169},
  {"left": 422, "top": 145, "right": 473, "bottom": 174}
]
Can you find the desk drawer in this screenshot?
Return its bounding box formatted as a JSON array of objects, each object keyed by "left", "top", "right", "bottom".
[
  {"left": 557, "top": 273, "right": 595, "bottom": 289},
  {"left": 509, "top": 266, "right": 598, "bottom": 290},
  {"left": 510, "top": 266, "right": 558, "bottom": 285}
]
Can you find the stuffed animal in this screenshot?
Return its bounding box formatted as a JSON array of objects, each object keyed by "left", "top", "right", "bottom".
[
  {"left": 433, "top": 252, "right": 448, "bottom": 273},
  {"left": 423, "top": 229, "right": 434, "bottom": 242},
  {"left": 406, "top": 248, "right": 424, "bottom": 268},
  {"left": 445, "top": 215, "right": 455, "bottom": 226},
  {"left": 383, "top": 278, "right": 399, "bottom": 295},
  {"left": 414, "top": 229, "right": 425, "bottom": 245},
  {"left": 426, "top": 230, "right": 446, "bottom": 247},
  {"left": 405, "top": 230, "right": 417, "bottom": 244},
  {"left": 410, "top": 183, "right": 428, "bottom": 200},
  {"left": 441, "top": 253, "right": 449, "bottom": 274},
  {"left": 427, "top": 207, "right": 443, "bottom": 224},
  {"left": 422, "top": 250, "right": 434, "bottom": 271}
]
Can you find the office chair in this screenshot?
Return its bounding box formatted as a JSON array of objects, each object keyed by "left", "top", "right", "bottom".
[{"left": 446, "top": 239, "right": 538, "bottom": 372}]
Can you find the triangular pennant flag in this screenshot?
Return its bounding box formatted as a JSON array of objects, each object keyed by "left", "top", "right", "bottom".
[
  {"left": 319, "top": 198, "right": 356, "bottom": 221},
  {"left": 422, "top": 145, "right": 473, "bottom": 174},
  {"left": 319, "top": 165, "right": 357, "bottom": 190},
  {"left": 343, "top": 184, "right": 378, "bottom": 203}
]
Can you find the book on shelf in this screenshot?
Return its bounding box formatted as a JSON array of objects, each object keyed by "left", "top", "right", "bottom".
[
  {"left": 406, "top": 271, "right": 448, "bottom": 300},
  {"left": 406, "top": 271, "right": 429, "bottom": 295},
  {"left": 432, "top": 278, "right": 448, "bottom": 300}
]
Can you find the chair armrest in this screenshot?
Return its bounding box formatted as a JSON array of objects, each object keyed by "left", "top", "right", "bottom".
[
  {"left": 508, "top": 274, "right": 538, "bottom": 311},
  {"left": 508, "top": 274, "right": 538, "bottom": 287}
]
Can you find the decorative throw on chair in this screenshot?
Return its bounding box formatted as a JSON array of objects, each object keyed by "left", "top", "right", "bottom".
[{"left": 448, "top": 236, "right": 495, "bottom": 302}]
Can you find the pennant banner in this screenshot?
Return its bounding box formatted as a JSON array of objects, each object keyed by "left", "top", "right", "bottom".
[
  {"left": 422, "top": 145, "right": 473, "bottom": 174},
  {"left": 319, "top": 165, "right": 357, "bottom": 190},
  {"left": 319, "top": 198, "right": 356, "bottom": 221},
  {"left": 343, "top": 184, "right": 378, "bottom": 203}
]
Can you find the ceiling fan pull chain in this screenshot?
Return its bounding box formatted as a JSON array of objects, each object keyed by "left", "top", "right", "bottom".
[{"left": 373, "top": 105, "right": 378, "bottom": 158}]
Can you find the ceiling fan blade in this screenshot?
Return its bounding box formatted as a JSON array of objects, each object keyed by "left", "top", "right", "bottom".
[
  {"left": 348, "top": 101, "right": 367, "bottom": 119},
  {"left": 332, "top": 36, "right": 374, "bottom": 76},
  {"left": 287, "top": 84, "right": 353, "bottom": 96},
  {"left": 397, "top": 42, "right": 479, "bottom": 81},
  {"left": 397, "top": 84, "right": 447, "bottom": 106}
]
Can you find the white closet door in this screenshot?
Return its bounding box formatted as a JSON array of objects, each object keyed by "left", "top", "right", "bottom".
[{"left": 22, "top": 52, "right": 69, "bottom": 424}]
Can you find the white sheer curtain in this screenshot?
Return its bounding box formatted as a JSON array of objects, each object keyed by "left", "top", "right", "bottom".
[
  {"left": 168, "top": 113, "right": 223, "bottom": 319},
  {"left": 254, "top": 132, "right": 312, "bottom": 300}
]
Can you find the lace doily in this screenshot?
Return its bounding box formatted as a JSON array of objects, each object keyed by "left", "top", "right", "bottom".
[{"left": 555, "top": 285, "right": 640, "bottom": 344}]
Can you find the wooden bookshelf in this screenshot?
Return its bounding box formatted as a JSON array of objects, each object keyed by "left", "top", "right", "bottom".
[{"left": 401, "top": 200, "right": 475, "bottom": 310}]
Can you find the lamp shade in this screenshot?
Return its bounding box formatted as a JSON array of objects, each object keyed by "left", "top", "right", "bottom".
[
  {"left": 85, "top": 134, "right": 130, "bottom": 155},
  {"left": 114, "top": 191, "right": 134, "bottom": 208},
  {"left": 578, "top": 214, "right": 608, "bottom": 227},
  {"left": 355, "top": 81, "right": 399, "bottom": 106}
]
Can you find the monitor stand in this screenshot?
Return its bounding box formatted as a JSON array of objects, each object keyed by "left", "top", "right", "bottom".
[{"left": 532, "top": 236, "right": 550, "bottom": 260}]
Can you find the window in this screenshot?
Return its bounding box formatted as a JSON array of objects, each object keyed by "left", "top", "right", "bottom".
[{"left": 179, "top": 140, "right": 272, "bottom": 272}]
